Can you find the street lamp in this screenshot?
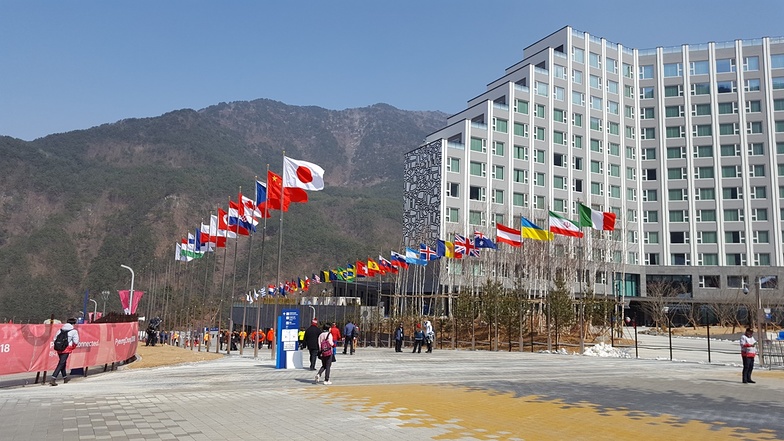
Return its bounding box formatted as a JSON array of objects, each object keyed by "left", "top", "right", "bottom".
[
  {"left": 101, "top": 290, "right": 110, "bottom": 315},
  {"left": 88, "top": 299, "right": 98, "bottom": 322},
  {"left": 120, "top": 265, "right": 135, "bottom": 315}
]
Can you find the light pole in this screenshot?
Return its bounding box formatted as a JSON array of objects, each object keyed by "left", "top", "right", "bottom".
[
  {"left": 101, "top": 290, "right": 110, "bottom": 315},
  {"left": 120, "top": 265, "right": 135, "bottom": 315},
  {"left": 88, "top": 299, "right": 98, "bottom": 322}
]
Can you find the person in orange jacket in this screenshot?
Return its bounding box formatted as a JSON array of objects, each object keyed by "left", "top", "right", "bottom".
[
  {"left": 329, "top": 322, "right": 341, "bottom": 360},
  {"left": 266, "top": 328, "right": 274, "bottom": 348}
]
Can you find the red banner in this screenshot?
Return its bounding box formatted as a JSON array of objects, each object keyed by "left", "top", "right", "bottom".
[
  {"left": 118, "top": 290, "right": 144, "bottom": 314},
  {"left": 0, "top": 322, "right": 138, "bottom": 376}
]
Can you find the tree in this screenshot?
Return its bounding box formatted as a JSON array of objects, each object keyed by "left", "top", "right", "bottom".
[{"left": 548, "top": 271, "right": 574, "bottom": 350}]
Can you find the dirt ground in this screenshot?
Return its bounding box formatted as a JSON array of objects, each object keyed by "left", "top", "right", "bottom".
[
  {"left": 670, "top": 325, "right": 782, "bottom": 339},
  {"left": 127, "top": 344, "right": 224, "bottom": 369}
]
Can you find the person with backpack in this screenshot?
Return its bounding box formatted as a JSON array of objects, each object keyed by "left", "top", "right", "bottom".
[
  {"left": 315, "top": 324, "right": 334, "bottom": 385},
  {"left": 51, "top": 318, "right": 79, "bottom": 386}
]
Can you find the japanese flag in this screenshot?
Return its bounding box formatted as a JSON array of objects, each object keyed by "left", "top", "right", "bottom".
[{"left": 283, "top": 156, "right": 325, "bottom": 191}]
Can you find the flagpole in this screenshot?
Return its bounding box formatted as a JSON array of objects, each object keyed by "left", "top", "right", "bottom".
[
  {"left": 240, "top": 186, "right": 252, "bottom": 355},
  {"left": 273, "top": 153, "right": 286, "bottom": 360},
  {"left": 255, "top": 170, "right": 269, "bottom": 359},
  {"left": 218, "top": 206, "right": 230, "bottom": 354},
  {"left": 229, "top": 198, "right": 241, "bottom": 354},
  {"left": 207, "top": 211, "right": 220, "bottom": 353}
]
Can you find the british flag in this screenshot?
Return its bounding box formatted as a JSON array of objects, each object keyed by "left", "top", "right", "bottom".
[{"left": 454, "top": 234, "right": 479, "bottom": 257}]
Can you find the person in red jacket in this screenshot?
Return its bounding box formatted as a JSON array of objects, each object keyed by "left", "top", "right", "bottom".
[
  {"left": 51, "top": 318, "right": 79, "bottom": 386},
  {"left": 329, "top": 322, "right": 341, "bottom": 361},
  {"left": 740, "top": 327, "right": 758, "bottom": 384},
  {"left": 266, "top": 328, "right": 274, "bottom": 349}
]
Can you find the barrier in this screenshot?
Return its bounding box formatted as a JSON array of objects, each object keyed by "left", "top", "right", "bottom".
[{"left": 0, "top": 323, "right": 138, "bottom": 376}]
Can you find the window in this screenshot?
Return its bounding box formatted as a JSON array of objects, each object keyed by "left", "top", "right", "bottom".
[
  {"left": 747, "top": 121, "right": 763, "bottom": 134},
  {"left": 535, "top": 81, "right": 548, "bottom": 96},
  {"left": 669, "top": 210, "right": 688, "bottom": 222},
  {"left": 607, "top": 80, "right": 619, "bottom": 95},
  {"left": 447, "top": 157, "right": 460, "bottom": 172},
  {"left": 718, "top": 102, "right": 738, "bottom": 114},
  {"left": 720, "top": 123, "right": 738, "bottom": 135},
  {"left": 746, "top": 100, "right": 762, "bottom": 113},
  {"left": 693, "top": 124, "right": 712, "bottom": 137},
  {"left": 470, "top": 137, "right": 486, "bottom": 153},
  {"left": 744, "top": 56, "right": 759, "bottom": 72},
  {"left": 671, "top": 253, "right": 690, "bottom": 266},
  {"left": 513, "top": 145, "right": 527, "bottom": 160},
  {"left": 666, "top": 105, "right": 684, "bottom": 118},
  {"left": 644, "top": 210, "right": 659, "bottom": 223},
  {"left": 668, "top": 188, "right": 687, "bottom": 201},
  {"left": 573, "top": 156, "right": 583, "bottom": 170},
  {"left": 692, "top": 103, "right": 711, "bottom": 116},
  {"left": 573, "top": 69, "right": 583, "bottom": 84},
  {"left": 513, "top": 169, "right": 527, "bottom": 183},
  {"left": 553, "top": 86, "right": 565, "bottom": 101},
  {"left": 670, "top": 231, "right": 689, "bottom": 243},
  {"left": 610, "top": 185, "right": 621, "bottom": 198},
  {"left": 624, "top": 85, "right": 634, "bottom": 98},
  {"left": 698, "top": 231, "right": 718, "bottom": 244},
  {"left": 590, "top": 160, "right": 603, "bottom": 174},
  {"left": 573, "top": 178, "right": 583, "bottom": 192},
  {"left": 513, "top": 192, "right": 527, "bottom": 207},
  {"left": 663, "top": 62, "right": 682, "bottom": 77},
  {"left": 641, "top": 127, "right": 655, "bottom": 139},
  {"left": 725, "top": 231, "right": 745, "bottom": 244},
  {"left": 553, "top": 130, "right": 566, "bottom": 145},
  {"left": 776, "top": 99, "right": 784, "bottom": 111},
  {"left": 690, "top": 60, "right": 709, "bottom": 75},
  {"left": 770, "top": 77, "right": 784, "bottom": 89},
  {"left": 698, "top": 209, "right": 716, "bottom": 221},
  {"left": 534, "top": 126, "right": 545, "bottom": 140},
  {"left": 492, "top": 165, "right": 505, "bottom": 180},
  {"left": 553, "top": 64, "right": 567, "bottom": 79},
  {"left": 445, "top": 207, "right": 459, "bottom": 223},
  {"left": 627, "top": 167, "right": 637, "bottom": 180},
  {"left": 572, "top": 91, "right": 585, "bottom": 106},
  {"left": 772, "top": 54, "right": 784, "bottom": 69},
  {"left": 752, "top": 186, "right": 767, "bottom": 199},
  {"left": 515, "top": 99, "right": 529, "bottom": 114},
  {"left": 643, "top": 189, "right": 657, "bottom": 201},
  {"left": 469, "top": 185, "right": 485, "bottom": 201},
  {"left": 691, "top": 83, "right": 710, "bottom": 95},
  {"left": 625, "top": 105, "right": 634, "bottom": 118},
  {"left": 535, "top": 104, "right": 545, "bottom": 118},
  {"left": 492, "top": 118, "right": 508, "bottom": 133},
  {"left": 644, "top": 231, "right": 659, "bottom": 244},
  {"left": 752, "top": 208, "right": 768, "bottom": 221},
  {"left": 697, "top": 187, "right": 715, "bottom": 199},
  {"left": 723, "top": 187, "right": 743, "bottom": 199},
  {"left": 553, "top": 152, "right": 566, "bottom": 167},
  {"left": 609, "top": 163, "right": 620, "bottom": 177},
  {"left": 590, "top": 138, "right": 602, "bottom": 152},
  {"left": 666, "top": 126, "right": 685, "bottom": 138},
  {"left": 590, "top": 181, "right": 603, "bottom": 195},
  {"left": 553, "top": 108, "right": 566, "bottom": 123},
  {"left": 470, "top": 161, "right": 486, "bottom": 177},
  {"left": 623, "top": 63, "right": 633, "bottom": 78},
  {"left": 609, "top": 142, "right": 620, "bottom": 156},
  {"left": 589, "top": 52, "right": 601, "bottom": 69},
  {"left": 694, "top": 145, "right": 713, "bottom": 158},
  {"left": 446, "top": 182, "right": 459, "bottom": 197},
  {"left": 667, "top": 146, "right": 686, "bottom": 159},
  {"left": 607, "top": 100, "right": 619, "bottom": 115},
  {"left": 699, "top": 255, "right": 719, "bottom": 267},
  {"left": 492, "top": 141, "right": 505, "bottom": 156},
  {"left": 753, "top": 230, "right": 770, "bottom": 244},
  {"left": 608, "top": 122, "right": 620, "bottom": 136},
  {"left": 590, "top": 96, "right": 602, "bottom": 110},
  {"left": 534, "top": 149, "right": 545, "bottom": 164},
  {"left": 749, "top": 164, "right": 765, "bottom": 177},
  {"left": 641, "top": 148, "right": 656, "bottom": 161},
  {"left": 514, "top": 122, "right": 528, "bottom": 137},
  {"left": 696, "top": 167, "right": 715, "bottom": 180},
  {"left": 626, "top": 146, "right": 636, "bottom": 159},
  {"left": 493, "top": 189, "right": 504, "bottom": 204},
  {"left": 640, "top": 87, "right": 654, "bottom": 99},
  {"left": 572, "top": 47, "right": 584, "bottom": 63},
  {"left": 726, "top": 253, "right": 746, "bottom": 266},
  {"left": 664, "top": 85, "right": 682, "bottom": 97},
  {"left": 722, "top": 165, "right": 741, "bottom": 178},
  {"left": 590, "top": 117, "right": 602, "bottom": 131},
  {"left": 573, "top": 134, "right": 583, "bottom": 149},
  {"left": 755, "top": 253, "right": 771, "bottom": 266},
  {"left": 717, "top": 81, "right": 736, "bottom": 93},
  {"left": 668, "top": 167, "right": 686, "bottom": 179},
  {"left": 534, "top": 172, "right": 545, "bottom": 187},
  {"left": 553, "top": 175, "right": 566, "bottom": 190},
  {"left": 572, "top": 113, "right": 583, "bottom": 127},
  {"left": 724, "top": 208, "right": 743, "bottom": 222},
  {"left": 469, "top": 210, "right": 485, "bottom": 226},
  {"left": 720, "top": 144, "right": 740, "bottom": 156},
  {"left": 590, "top": 74, "right": 602, "bottom": 90},
  {"left": 778, "top": 121, "right": 784, "bottom": 133},
  {"left": 606, "top": 57, "right": 617, "bottom": 74},
  {"left": 716, "top": 58, "right": 735, "bottom": 73},
  {"left": 639, "top": 65, "right": 654, "bottom": 79},
  {"left": 745, "top": 79, "right": 761, "bottom": 92}
]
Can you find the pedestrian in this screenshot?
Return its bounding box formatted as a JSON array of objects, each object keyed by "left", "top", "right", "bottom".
[
  {"left": 50, "top": 318, "right": 79, "bottom": 386},
  {"left": 329, "top": 322, "right": 341, "bottom": 361},
  {"left": 424, "top": 320, "right": 435, "bottom": 353},
  {"left": 740, "top": 327, "right": 758, "bottom": 384},
  {"left": 304, "top": 319, "right": 322, "bottom": 370},
  {"left": 412, "top": 324, "right": 424, "bottom": 353},
  {"left": 342, "top": 321, "right": 356, "bottom": 355},
  {"left": 315, "top": 324, "right": 334, "bottom": 385},
  {"left": 298, "top": 327, "right": 306, "bottom": 350},
  {"left": 394, "top": 323, "right": 404, "bottom": 352},
  {"left": 266, "top": 328, "right": 274, "bottom": 349}
]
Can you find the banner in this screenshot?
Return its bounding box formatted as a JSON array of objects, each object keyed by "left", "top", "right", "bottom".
[
  {"left": 118, "top": 290, "right": 144, "bottom": 314},
  {"left": 0, "top": 322, "right": 138, "bottom": 376}
]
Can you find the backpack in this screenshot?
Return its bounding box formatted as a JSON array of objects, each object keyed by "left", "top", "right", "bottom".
[
  {"left": 53, "top": 330, "right": 69, "bottom": 351},
  {"left": 320, "top": 337, "right": 333, "bottom": 358}
]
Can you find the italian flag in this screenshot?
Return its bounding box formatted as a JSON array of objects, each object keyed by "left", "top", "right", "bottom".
[
  {"left": 578, "top": 203, "right": 617, "bottom": 231},
  {"left": 548, "top": 211, "right": 584, "bottom": 238}
]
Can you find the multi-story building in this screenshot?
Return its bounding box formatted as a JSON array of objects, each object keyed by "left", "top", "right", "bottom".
[{"left": 404, "top": 26, "right": 784, "bottom": 304}]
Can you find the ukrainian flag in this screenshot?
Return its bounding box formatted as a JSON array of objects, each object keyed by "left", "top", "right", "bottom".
[{"left": 521, "top": 216, "right": 554, "bottom": 241}]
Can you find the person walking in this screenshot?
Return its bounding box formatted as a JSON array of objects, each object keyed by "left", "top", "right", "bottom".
[
  {"left": 424, "top": 320, "right": 435, "bottom": 353},
  {"left": 412, "top": 324, "right": 424, "bottom": 353},
  {"left": 304, "top": 319, "right": 322, "bottom": 370},
  {"left": 342, "top": 321, "right": 356, "bottom": 355},
  {"left": 394, "top": 323, "right": 404, "bottom": 352},
  {"left": 50, "top": 318, "right": 79, "bottom": 386},
  {"left": 329, "top": 322, "right": 341, "bottom": 361},
  {"left": 315, "top": 325, "right": 334, "bottom": 385},
  {"left": 266, "top": 328, "right": 274, "bottom": 349},
  {"left": 740, "top": 327, "right": 758, "bottom": 384}
]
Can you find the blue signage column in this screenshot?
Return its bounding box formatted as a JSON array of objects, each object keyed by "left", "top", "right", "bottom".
[{"left": 275, "top": 309, "right": 299, "bottom": 369}]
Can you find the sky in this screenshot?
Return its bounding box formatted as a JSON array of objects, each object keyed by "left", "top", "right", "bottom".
[{"left": 2, "top": 1, "right": 784, "bottom": 141}]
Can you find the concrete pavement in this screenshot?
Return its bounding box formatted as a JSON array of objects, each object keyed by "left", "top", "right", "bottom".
[{"left": 1, "top": 345, "right": 783, "bottom": 440}]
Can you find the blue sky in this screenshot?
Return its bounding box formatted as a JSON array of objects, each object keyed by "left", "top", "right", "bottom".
[{"left": 2, "top": 1, "right": 783, "bottom": 141}]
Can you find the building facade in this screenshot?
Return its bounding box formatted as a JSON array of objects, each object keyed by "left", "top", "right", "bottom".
[{"left": 404, "top": 26, "right": 784, "bottom": 302}]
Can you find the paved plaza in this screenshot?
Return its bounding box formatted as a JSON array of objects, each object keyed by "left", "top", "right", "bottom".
[{"left": 1, "top": 340, "right": 783, "bottom": 440}]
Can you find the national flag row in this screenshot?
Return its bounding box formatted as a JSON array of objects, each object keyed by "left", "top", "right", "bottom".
[
  {"left": 174, "top": 156, "right": 325, "bottom": 262},
  {"left": 411, "top": 203, "right": 617, "bottom": 263}
]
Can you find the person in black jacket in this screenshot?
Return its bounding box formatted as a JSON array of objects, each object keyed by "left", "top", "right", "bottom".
[
  {"left": 412, "top": 324, "right": 424, "bottom": 353},
  {"left": 304, "top": 319, "right": 323, "bottom": 370},
  {"left": 394, "top": 323, "right": 404, "bottom": 352}
]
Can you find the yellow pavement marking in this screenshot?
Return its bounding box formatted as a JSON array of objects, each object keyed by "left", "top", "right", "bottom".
[{"left": 313, "top": 384, "right": 778, "bottom": 440}]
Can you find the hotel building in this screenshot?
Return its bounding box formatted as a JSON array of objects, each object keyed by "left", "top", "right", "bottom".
[{"left": 404, "top": 26, "right": 784, "bottom": 303}]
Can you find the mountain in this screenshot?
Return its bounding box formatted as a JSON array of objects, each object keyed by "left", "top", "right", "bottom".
[{"left": 0, "top": 99, "right": 447, "bottom": 322}]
